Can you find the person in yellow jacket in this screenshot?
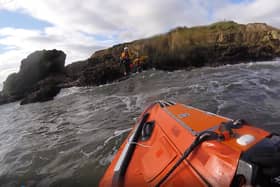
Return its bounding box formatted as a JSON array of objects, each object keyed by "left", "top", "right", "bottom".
[
  {"left": 120, "top": 47, "right": 131, "bottom": 76},
  {"left": 131, "top": 52, "right": 142, "bottom": 73}
]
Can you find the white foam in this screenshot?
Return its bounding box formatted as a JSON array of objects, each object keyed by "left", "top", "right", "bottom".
[
  {"left": 113, "top": 128, "right": 133, "bottom": 136},
  {"left": 55, "top": 87, "right": 81, "bottom": 99},
  {"left": 216, "top": 100, "right": 227, "bottom": 114},
  {"left": 99, "top": 147, "right": 118, "bottom": 166},
  {"left": 245, "top": 60, "right": 280, "bottom": 67}
]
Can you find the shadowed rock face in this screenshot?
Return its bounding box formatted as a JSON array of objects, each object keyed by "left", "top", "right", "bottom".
[
  {"left": 3, "top": 49, "right": 66, "bottom": 97},
  {"left": 20, "top": 84, "right": 61, "bottom": 105},
  {"left": 1, "top": 49, "right": 66, "bottom": 105},
  {"left": 1, "top": 21, "right": 280, "bottom": 105},
  {"left": 0, "top": 93, "right": 9, "bottom": 105},
  {"left": 65, "top": 59, "right": 124, "bottom": 87}
]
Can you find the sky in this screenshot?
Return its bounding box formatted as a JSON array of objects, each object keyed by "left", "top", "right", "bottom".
[{"left": 0, "top": 0, "right": 280, "bottom": 90}]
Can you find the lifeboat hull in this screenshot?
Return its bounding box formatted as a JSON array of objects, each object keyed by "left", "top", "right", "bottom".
[{"left": 100, "top": 101, "right": 272, "bottom": 187}]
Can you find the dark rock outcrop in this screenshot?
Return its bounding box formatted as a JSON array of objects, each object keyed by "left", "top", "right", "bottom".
[
  {"left": 20, "top": 84, "right": 61, "bottom": 105},
  {"left": 0, "top": 93, "right": 9, "bottom": 105},
  {"left": 66, "top": 59, "right": 123, "bottom": 86},
  {"left": 20, "top": 74, "right": 67, "bottom": 105},
  {"left": 2, "top": 49, "right": 66, "bottom": 105},
  {"left": 3, "top": 49, "right": 66, "bottom": 96}
]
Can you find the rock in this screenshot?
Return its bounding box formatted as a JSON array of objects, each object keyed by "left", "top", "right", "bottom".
[
  {"left": 65, "top": 60, "right": 88, "bottom": 84},
  {"left": 2, "top": 49, "right": 66, "bottom": 105},
  {"left": 0, "top": 92, "right": 18, "bottom": 105},
  {"left": 3, "top": 49, "right": 66, "bottom": 97},
  {"left": 0, "top": 92, "right": 9, "bottom": 105},
  {"left": 80, "top": 60, "right": 123, "bottom": 86},
  {"left": 2, "top": 73, "right": 23, "bottom": 97},
  {"left": 65, "top": 58, "right": 125, "bottom": 87},
  {"left": 20, "top": 84, "right": 61, "bottom": 105},
  {"left": 20, "top": 73, "right": 67, "bottom": 105}
]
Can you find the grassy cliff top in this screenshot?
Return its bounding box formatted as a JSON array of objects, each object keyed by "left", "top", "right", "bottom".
[{"left": 91, "top": 21, "right": 280, "bottom": 62}]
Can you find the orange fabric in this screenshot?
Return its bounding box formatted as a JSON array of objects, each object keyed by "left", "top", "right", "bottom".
[
  {"left": 120, "top": 51, "right": 130, "bottom": 60},
  {"left": 99, "top": 103, "right": 269, "bottom": 187},
  {"left": 133, "top": 58, "right": 140, "bottom": 65}
]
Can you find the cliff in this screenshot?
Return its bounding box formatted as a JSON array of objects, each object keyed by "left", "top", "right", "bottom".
[
  {"left": 1, "top": 21, "right": 280, "bottom": 105},
  {"left": 66, "top": 21, "right": 280, "bottom": 86},
  {"left": 93, "top": 21, "right": 280, "bottom": 67}
]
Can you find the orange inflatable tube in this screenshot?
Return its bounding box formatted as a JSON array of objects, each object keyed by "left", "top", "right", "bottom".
[{"left": 100, "top": 101, "right": 279, "bottom": 187}]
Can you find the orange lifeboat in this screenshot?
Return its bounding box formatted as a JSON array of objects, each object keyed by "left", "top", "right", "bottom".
[{"left": 100, "top": 101, "right": 280, "bottom": 187}]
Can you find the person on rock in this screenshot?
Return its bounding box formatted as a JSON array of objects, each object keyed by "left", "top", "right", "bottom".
[
  {"left": 120, "top": 47, "right": 131, "bottom": 76},
  {"left": 132, "top": 52, "right": 142, "bottom": 73}
]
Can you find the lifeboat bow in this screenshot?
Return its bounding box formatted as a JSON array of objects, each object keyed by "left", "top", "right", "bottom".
[{"left": 100, "top": 101, "right": 280, "bottom": 187}]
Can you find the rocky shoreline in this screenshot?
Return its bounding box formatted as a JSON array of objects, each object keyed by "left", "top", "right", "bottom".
[{"left": 1, "top": 21, "right": 280, "bottom": 105}]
